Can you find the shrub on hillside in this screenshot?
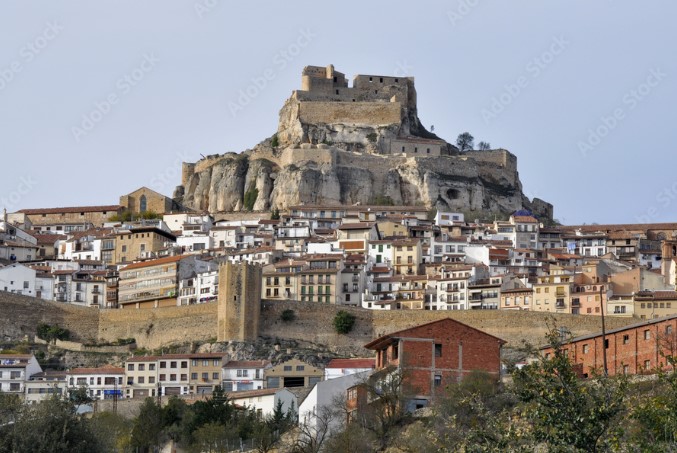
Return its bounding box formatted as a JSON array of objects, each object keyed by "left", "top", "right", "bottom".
[{"left": 333, "top": 311, "right": 356, "bottom": 335}]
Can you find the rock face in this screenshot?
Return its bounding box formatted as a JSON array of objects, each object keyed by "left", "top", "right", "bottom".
[
  {"left": 176, "top": 145, "right": 552, "bottom": 219},
  {"left": 174, "top": 64, "right": 553, "bottom": 220}
]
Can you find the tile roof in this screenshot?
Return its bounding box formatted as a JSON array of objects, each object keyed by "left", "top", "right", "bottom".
[
  {"left": 67, "top": 366, "right": 125, "bottom": 375},
  {"left": 222, "top": 360, "right": 271, "bottom": 369},
  {"left": 121, "top": 255, "right": 184, "bottom": 271},
  {"left": 18, "top": 205, "right": 122, "bottom": 215},
  {"left": 326, "top": 358, "right": 375, "bottom": 369}
]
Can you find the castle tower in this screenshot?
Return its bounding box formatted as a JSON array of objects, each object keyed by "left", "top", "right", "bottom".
[{"left": 217, "top": 262, "right": 262, "bottom": 342}]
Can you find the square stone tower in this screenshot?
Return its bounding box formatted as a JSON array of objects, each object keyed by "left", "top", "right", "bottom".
[{"left": 217, "top": 262, "right": 262, "bottom": 342}]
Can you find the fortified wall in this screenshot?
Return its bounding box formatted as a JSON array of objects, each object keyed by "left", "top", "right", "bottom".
[{"left": 0, "top": 291, "right": 636, "bottom": 354}]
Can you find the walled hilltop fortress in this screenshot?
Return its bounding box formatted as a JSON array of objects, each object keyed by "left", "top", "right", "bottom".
[{"left": 175, "top": 64, "right": 553, "bottom": 219}]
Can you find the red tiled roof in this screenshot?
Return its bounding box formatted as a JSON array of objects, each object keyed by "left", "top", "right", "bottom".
[
  {"left": 512, "top": 216, "right": 538, "bottom": 223},
  {"left": 222, "top": 360, "right": 271, "bottom": 369},
  {"left": 338, "top": 222, "right": 374, "bottom": 230},
  {"left": 67, "top": 366, "right": 124, "bottom": 375},
  {"left": 121, "top": 255, "right": 184, "bottom": 271},
  {"left": 18, "top": 205, "right": 122, "bottom": 215},
  {"left": 326, "top": 358, "right": 375, "bottom": 369}
]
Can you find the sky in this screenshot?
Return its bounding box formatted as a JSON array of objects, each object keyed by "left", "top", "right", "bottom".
[{"left": 1, "top": 1, "right": 675, "bottom": 225}]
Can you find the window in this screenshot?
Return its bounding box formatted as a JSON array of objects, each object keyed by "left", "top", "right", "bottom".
[
  {"left": 138, "top": 364, "right": 145, "bottom": 371},
  {"left": 623, "top": 334, "right": 630, "bottom": 345},
  {"left": 434, "top": 375, "right": 442, "bottom": 387},
  {"left": 623, "top": 364, "right": 629, "bottom": 375},
  {"left": 159, "top": 374, "right": 166, "bottom": 381},
  {"left": 284, "top": 366, "right": 292, "bottom": 372},
  {"left": 128, "top": 364, "right": 135, "bottom": 371},
  {"left": 170, "top": 361, "right": 177, "bottom": 368},
  {"left": 296, "top": 365, "right": 305, "bottom": 371},
  {"left": 138, "top": 377, "right": 145, "bottom": 384},
  {"left": 604, "top": 339, "right": 609, "bottom": 349},
  {"left": 202, "top": 373, "right": 209, "bottom": 381},
  {"left": 644, "top": 330, "right": 651, "bottom": 340},
  {"left": 170, "top": 374, "right": 177, "bottom": 381},
  {"left": 181, "top": 374, "right": 187, "bottom": 381},
  {"left": 160, "top": 362, "right": 166, "bottom": 369},
  {"left": 582, "top": 344, "right": 589, "bottom": 354},
  {"left": 434, "top": 343, "right": 442, "bottom": 357},
  {"left": 644, "top": 360, "right": 651, "bottom": 369},
  {"left": 149, "top": 376, "right": 155, "bottom": 384},
  {"left": 149, "top": 364, "right": 155, "bottom": 371},
  {"left": 213, "top": 372, "right": 219, "bottom": 380},
  {"left": 667, "top": 325, "right": 673, "bottom": 335},
  {"left": 191, "top": 373, "right": 198, "bottom": 380}
]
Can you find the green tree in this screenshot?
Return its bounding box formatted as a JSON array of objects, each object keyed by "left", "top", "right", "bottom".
[
  {"left": 513, "top": 327, "right": 628, "bottom": 452},
  {"left": 271, "top": 134, "right": 279, "bottom": 148},
  {"left": 130, "top": 397, "right": 164, "bottom": 451},
  {"left": 332, "top": 311, "right": 356, "bottom": 334},
  {"left": 281, "top": 309, "right": 296, "bottom": 322},
  {"left": 68, "top": 386, "right": 93, "bottom": 411},
  {"left": 1, "top": 396, "right": 103, "bottom": 453},
  {"left": 89, "top": 411, "right": 132, "bottom": 453},
  {"left": 244, "top": 185, "right": 259, "bottom": 211},
  {"left": 271, "top": 208, "right": 280, "bottom": 220},
  {"left": 456, "top": 132, "right": 474, "bottom": 152}
]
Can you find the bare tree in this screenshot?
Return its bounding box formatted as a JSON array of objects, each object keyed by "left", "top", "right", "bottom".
[
  {"left": 288, "top": 406, "right": 336, "bottom": 453},
  {"left": 477, "top": 141, "right": 491, "bottom": 151}
]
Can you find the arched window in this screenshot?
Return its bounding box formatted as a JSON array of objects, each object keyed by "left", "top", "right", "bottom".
[{"left": 139, "top": 195, "right": 147, "bottom": 213}]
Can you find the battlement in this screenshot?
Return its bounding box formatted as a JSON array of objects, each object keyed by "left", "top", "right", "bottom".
[{"left": 297, "top": 64, "right": 415, "bottom": 107}]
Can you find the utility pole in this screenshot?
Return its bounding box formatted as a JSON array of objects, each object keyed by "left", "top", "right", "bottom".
[{"left": 600, "top": 285, "right": 608, "bottom": 376}]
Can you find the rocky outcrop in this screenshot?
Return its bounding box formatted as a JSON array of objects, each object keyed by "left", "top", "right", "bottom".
[
  {"left": 176, "top": 143, "right": 553, "bottom": 220},
  {"left": 174, "top": 64, "right": 553, "bottom": 220}
]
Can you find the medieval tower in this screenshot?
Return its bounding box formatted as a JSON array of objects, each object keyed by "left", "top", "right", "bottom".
[{"left": 217, "top": 262, "right": 262, "bottom": 342}]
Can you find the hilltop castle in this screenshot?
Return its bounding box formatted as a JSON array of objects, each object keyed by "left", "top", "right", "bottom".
[{"left": 277, "top": 64, "right": 451, "bottom": 156}]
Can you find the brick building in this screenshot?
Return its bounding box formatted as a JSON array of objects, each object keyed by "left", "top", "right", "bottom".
[
  {"left": 541, "top": 315, "right": 677, "bottom": 377},
  {"left": 361, "top": 318, "right": 506, "bottom": 409}
]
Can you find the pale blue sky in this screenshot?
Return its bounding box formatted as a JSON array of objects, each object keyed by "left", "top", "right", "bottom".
[{"left": 1, "top": 1, "right": 675, "bottom": 225}]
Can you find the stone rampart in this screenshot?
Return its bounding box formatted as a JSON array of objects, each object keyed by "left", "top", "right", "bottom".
[
  {"left": 298, "top": 102, "right": 401, "bottom": 126},
  {"left": 98, "top": 302, "right": 218, "bottom": 350}
]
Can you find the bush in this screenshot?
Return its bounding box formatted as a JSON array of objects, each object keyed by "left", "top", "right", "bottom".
[
  {"left": 271, "top": 134, "right": 279, "bottom": 148},
  {"left": 36, "top": 323, "right": 70, "bottom": 344},
  {"left": 366, "top": 132, "right": 378, "bottom": 143},
  {"left": 243, "top": 185, "right": 259, "bottom": 211},
  {"left": 333, "top": 311, "right": 356, "bottom": 334},
  {"left": 280, "top": 309, "right": 296, "bottom": 323}
]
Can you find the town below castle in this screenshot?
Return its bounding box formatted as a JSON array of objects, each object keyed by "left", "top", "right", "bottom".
[{"left": 2, "top": 65, "right": 676, "bottom": 452}]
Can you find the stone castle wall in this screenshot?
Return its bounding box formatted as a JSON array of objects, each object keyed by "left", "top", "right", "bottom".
[
  {"left": 3, "top": 291, "right": 625, "bottom": 355},
  {"left": 464, "top": 149, "right": 517, "bottom": 173},
  {"left": 98, "top": 302, "right": 218, "bottom": 349},
  {"left": 298, "top": 101, "right": 401, "bottom": 127}
]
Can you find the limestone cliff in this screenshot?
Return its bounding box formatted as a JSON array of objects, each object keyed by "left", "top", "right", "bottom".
[
  {"left": 176, "top": 143, "right": 552, "bottom": 219},
  {"left": 174, "top": 64, "right": 553, "bottom": 220}
]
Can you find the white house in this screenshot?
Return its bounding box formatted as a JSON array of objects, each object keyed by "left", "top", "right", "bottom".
[
  {"left": 229, "top": 387, "right": 296, "bottom": 418},
  {"left": 25, "top": 371, "right": 67, "bottom": 404},
  {"left": 222, "top": 360, "right": 271, "bottom": 392},
  {"left": 66, "top": 366, "right": 124, "bottom": 400},
  {"left": 0, "top": 354, "right": 43, "bottom": 397},
  {"left": 435, "top": 211, "right": 464, "bottom": 227},
  {"left": 0, "top": 263, "right": 36, "bottom": 296},
  {"left": 299, "top": 371, "right": 369, "bottom": 436},
  {"left": 324, "top": 358, "right": 375, "bottom": 381}
]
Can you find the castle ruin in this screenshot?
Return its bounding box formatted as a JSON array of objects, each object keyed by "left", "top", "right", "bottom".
[{"left": 277, "top": 64, "right": 450, "bottom": 156}]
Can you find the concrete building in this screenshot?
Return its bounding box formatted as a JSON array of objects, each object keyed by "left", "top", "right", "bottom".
[
  {"left": 66, "top": 366, "right": 124, "bottom": 400},
  {"left": 324, "top": 358, "right": 375, "bottom": 380},
  {"left": 25, "top": 371, "right": 67, "bottom": 404},
  {"left": 114, "top": 226, "right": 176, "bottom": 264},
  {"left": 0, "top": 354, "right": 42, "bottom": 397},
  {"left": 0, "top": 263, "right": 36, "bottom": 296},
  {"left": 222, "top": 360, "right": 271, "bottom": 392},
  {"left": 229, "top": 388, "right": 296, "bottom": 418},
  {"left": 15, "top": 205, "right": 123, "bottom": 228},
  {"left": 265, "top": 359, "right": 323, "bottom": 389}
]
